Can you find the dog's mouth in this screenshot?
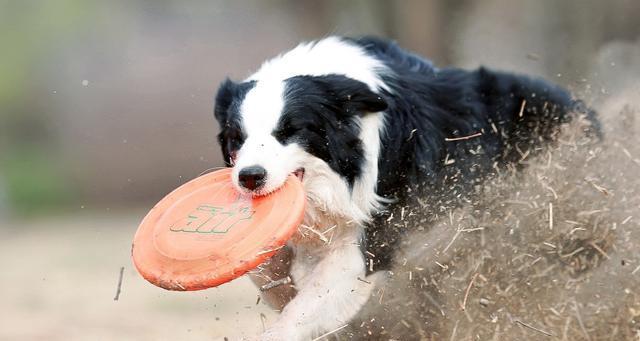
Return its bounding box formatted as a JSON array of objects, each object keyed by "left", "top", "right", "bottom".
[
  {"left": 236, "top": 167, "right": 305, "bottom": 197},
  {"left": 293, "top": 168, "right": 305, "bottom": 181}
]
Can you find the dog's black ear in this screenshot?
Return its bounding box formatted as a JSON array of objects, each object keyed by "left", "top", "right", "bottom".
[
  {"left": 214, "top": 78, "right": 238, "bottom": 123},
  {"left": 316, "top": 75, "right": 388, "bottom": 115},
  {"left": 342, "top": 85, "right": 388, "bottom": 114}
]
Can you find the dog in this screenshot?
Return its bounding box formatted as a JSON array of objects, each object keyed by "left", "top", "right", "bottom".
[{"left": 213, "top": 36, "right": 597, "bottom": 340}]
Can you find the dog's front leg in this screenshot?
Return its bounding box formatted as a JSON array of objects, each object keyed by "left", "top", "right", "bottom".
[
  {"left": 259, "top": 238, "right": 379, "bottom": 340},
  {"left": 249, "top": 246, "right": 296, "bottom": 311}
]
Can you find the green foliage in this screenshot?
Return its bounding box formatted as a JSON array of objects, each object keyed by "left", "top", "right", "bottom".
[
  {"left": 1, "top": 146, "right": 73, "bottom": 216},
  {"left": 0, "top": 1, "right": 95, "bottom": 215}
]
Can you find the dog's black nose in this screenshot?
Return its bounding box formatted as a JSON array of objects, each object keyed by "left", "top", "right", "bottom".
[{"left": 238, "top": 166, "right": 267, "bottom": 190}]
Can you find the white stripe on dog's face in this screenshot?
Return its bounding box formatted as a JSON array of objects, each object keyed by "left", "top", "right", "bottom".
[{"left": 231, "top": 80, "right": 306, "bottom": 196}]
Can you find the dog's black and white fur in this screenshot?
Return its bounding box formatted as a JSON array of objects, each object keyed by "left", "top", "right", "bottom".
[{"left": 214, "top": 36, "right": 595, "bottom": 340}]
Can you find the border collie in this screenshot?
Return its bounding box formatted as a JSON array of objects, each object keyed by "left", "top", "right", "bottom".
[{"left": 213, "top": 36, "right": 597, "bottom": 340}]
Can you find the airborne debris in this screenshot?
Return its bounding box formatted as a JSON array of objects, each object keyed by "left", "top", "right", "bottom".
[
  {"left": 460, "top": 273, "right": 478, "bottom": 311},
  {"left": 407, "top": 128, "right": 418, "bottom": 141},
  {"left": 299, "top": 224, "right": 329, "bottom": 243},
  {"left": 444, "top": 132, "right": 482, "bottom": 142},
  {"left": 515, "top": 319, "right": 554, "bottom": 337},
  {"left": 518, "top": 99, "right": 527, "bottom": 117},
  {"left": 260, "top": 276, "right": 291, "bottom": 291},
  {"left": 526, "top": 53, "right": 541, "bottom": 61},
  {"left": 113, "top": 266, "right": 124, "bottom": 301},
  {"left": 311, "top": 324, "right": 349, "bottom": 341}
]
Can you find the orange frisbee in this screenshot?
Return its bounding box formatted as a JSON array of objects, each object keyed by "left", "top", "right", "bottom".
[{"left": 132, "top": 168, "right": 305, "bottom": 291}]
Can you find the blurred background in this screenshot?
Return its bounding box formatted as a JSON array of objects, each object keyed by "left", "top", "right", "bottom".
[{"left": 1, "top": 1, "right": 639, "bottom": 340}]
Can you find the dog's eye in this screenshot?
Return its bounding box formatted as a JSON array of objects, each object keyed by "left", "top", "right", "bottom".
[
  {"left": 273, "top": 124, "right": 300, "bottom": 143},
  {"left": 226, "top": 128, "right": 243, "bottom": 141},
  {"left": 219, "top": 127, "right": 245, "bottom": 152}
]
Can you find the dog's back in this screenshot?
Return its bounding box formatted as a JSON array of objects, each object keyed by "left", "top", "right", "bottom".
[{"left": 353, "top": 37, "right": 600, "bottom": 272}]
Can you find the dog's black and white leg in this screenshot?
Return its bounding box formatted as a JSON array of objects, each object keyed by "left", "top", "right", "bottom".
[{"left": 259, "top": 226, "right": 383, "bottom": 340}]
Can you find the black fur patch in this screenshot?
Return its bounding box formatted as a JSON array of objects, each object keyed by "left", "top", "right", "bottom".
[
  {"left": 346, "top": 37, "right": 600, "bottom": 273},
  {"left": 214, "top": 79, "right": 255, "bottom": 166},
  {"left": 274, "top": 75, "right": 386, "bottom": 187}
]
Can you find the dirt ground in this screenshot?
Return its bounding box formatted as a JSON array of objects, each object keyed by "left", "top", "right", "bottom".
[{"left": 0, "top": 213, "right": 276, "bottom": 341}]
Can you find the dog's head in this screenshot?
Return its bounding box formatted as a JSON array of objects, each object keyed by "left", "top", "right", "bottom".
[
  {"left": 213, "top": 37, "right": 392, "bottom": 222},
  {"left": 215, "top": 75, "right": 386, "bottom": 191},
  {"left": 214, "top": 74, "right": 386, "bottom": 198}
]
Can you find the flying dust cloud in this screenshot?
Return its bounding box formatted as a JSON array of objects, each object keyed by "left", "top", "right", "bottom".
[{"left": 350, "top": 43, "right": 640, "bottom": 341}]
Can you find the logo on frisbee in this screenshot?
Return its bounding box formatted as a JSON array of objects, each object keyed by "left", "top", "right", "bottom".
[{"left": 169, "top": 199, "right": 255, "bottom": 234}]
